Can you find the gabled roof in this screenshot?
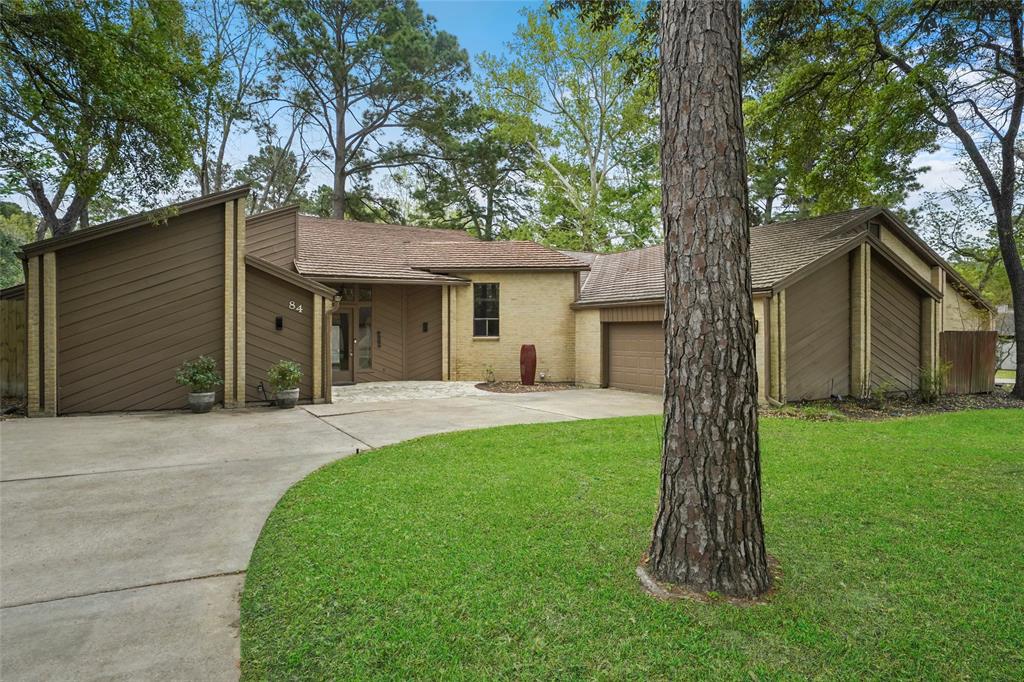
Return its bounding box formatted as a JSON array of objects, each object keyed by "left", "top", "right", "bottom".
[
  {"left": 21, "top": 186, "right": 251, "bottom": 256},
  {"left": 293, "top": 215, "right": 588, "bottom": 281},
  {"left": 576, "top": 207, "right": 994, "bottom": 311}
]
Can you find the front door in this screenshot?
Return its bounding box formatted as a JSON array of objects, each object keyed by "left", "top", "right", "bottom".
[{"left": 332, "top": 308, "right": 355, "bottom": 384}]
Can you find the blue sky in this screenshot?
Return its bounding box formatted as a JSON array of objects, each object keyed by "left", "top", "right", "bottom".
[{"left": 422, "top": 0, "right": 538, "bottom": 60}]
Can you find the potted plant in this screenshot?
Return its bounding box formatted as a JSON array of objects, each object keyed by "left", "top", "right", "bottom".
[
  {"left": 267, "top": 360, "right": 302, "bottom": 408},
  {"left": 175, "top": 355, "right": 223, "bottom": 413}
]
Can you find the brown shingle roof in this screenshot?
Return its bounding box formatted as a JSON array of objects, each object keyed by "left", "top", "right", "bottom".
[
  {"left": 577, "top": 208, "right": 878, "bottom": 306},
  {"left": 411, "top": 241, "right": 590, "bottom": 271},
  {"left": 294, "top": 215, "right": 588, "bottom": 280}
]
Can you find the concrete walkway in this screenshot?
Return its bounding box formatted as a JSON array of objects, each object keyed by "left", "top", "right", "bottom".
[{"left": 0, "top": 385, "right": 658, "bottom": 681}]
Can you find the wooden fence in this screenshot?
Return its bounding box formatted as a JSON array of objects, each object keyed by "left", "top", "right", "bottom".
[
  {"left": 1, "top": 289, "right": 26, "bottom": 399},
  {"left": 940, "top": 330, "right": 997, "bottom": 395}
]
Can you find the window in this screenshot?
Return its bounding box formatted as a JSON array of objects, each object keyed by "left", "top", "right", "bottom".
[
  {"left": 473, "top": 283, "right": 499, "bottom": 337},
  {"left": 358, "top": 306, "right": 372, "bottom": 369}
]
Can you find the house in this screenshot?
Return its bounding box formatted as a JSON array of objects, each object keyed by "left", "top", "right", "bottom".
[
  {"left": 6, "top": 191, "right": 994, "bottom": 416},
  {"left": 571, "top": 207, "right": 995, "bottom": 401}
]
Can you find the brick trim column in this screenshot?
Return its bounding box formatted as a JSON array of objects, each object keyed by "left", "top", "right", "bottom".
[{"left": 850, "top": 243, "right": 872, "bottom": 397}]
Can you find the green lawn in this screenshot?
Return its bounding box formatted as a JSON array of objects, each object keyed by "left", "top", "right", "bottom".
[
  {"left": 242, "top": 411, "right": 1024, "bottom": 680},
  {"left": 996, "top": 369, "right": 1016, "bottom": 381}
]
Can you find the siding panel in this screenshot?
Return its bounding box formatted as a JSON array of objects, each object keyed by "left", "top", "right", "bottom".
[
  {"left": 404, "top": 287, "right": 442, "bottom": 380},
  {"left": 247, "top": 209, "right": 296, "bottom": 269},
  {"left": 871, "top": 257, "right": 922, "bottom": 391},
  {"left": 786, "top": 255, "right": 851, "bottom": 400},
  {"left": 56, "top": 205, "right": 226, "bottom": 413},
  {"left": 245, "top": 265, "right": 313, "bottom": 402}
]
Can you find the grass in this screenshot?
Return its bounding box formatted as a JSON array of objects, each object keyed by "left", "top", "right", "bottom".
[
  {"left": 996, "top": 369, "right": 1016, "bottom": 381},
  {"left": 241, "top": 411, "right": 1024, "bottom": 680}
]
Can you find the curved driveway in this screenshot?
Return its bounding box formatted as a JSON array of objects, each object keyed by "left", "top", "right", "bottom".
[{"left": 0, "top": 384, "right": 658, "bottom": 680}]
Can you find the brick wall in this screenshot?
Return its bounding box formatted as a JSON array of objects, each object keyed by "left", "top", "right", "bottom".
[
  {"left": 574, "top": 308, "right": 602, "bottom": 387},
  {"left": 753, "top": 295, "right": 768, "bottom": 401},
  {"left": 451, "top": 271, "right": 577, "bottom": 382}
]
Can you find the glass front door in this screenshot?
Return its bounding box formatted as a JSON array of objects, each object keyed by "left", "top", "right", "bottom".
[{"left": 332, "top": 309, "right": 354, "bottom": 384}]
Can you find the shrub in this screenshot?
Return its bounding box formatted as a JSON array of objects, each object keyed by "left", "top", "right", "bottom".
[
  {"left": 920, "top": 362, "right": 951, "bottom": 403},
  {"left": 869, "top": 378, "right": 895, "bottom": 410},
  {"left": 175, "top": 355, "right": 223, "bottom": 393},
  {"left": 267, "top": 360, "right": 302, "bottom": 393}
]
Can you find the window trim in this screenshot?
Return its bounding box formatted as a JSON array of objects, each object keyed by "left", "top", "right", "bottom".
[{"left": 473, "top": 282, "right": 500, "bottom": 338}]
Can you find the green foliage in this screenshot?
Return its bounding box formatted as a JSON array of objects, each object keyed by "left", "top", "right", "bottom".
[
  {"left": 235, "top": 144, "right": 312, "bottom": 214},
  {"left": 243, "top": 0, "right": 469, "bottom": 219},
  {"left": 241, "top": 411, "right": 1024, "bottom": 679},
  {"left": 0, "top": 0, "right": 207, "bottom": 237},
  {"left": 477, "top": 5, "right": 659, "bottom": 250},
  {"left": 0, "top": 202, "right": 35, "bottom": 287},
  {"left": 175, "top": 355, "right": 223, "bottom": 393},
  {"left": 411, "top": 103, "right": 532, "bottom": 240},
  {"left": 266, "top": 359, "right": 301, "bottom": 393},
  {"left": 920, "top": 362, "right": 952, "bottom": 404}
]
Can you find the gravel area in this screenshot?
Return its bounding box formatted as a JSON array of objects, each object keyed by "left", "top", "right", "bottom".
[{"left": 474, "top": 381, "right": 577, "bottom": 394}]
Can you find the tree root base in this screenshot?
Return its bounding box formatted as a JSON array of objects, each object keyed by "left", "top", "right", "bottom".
[{"left": 636, "top": 555, "right": 781, "bottom": 606}]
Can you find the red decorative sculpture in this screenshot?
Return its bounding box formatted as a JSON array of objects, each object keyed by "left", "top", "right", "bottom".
[{"left": 520, "top": 344, "right": 537, "bottom": 386}]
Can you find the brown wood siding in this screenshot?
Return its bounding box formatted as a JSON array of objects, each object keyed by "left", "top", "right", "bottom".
[
  {"left": 785, "top": 255, "right": 851, "bottom": 400},
  {"left": 245, "top": 265, "right": 313, "bottom": 401},
  {"left": 247, "top": 210, "right": 296, "bottom": 269},
  {"left": 403, "top": 286, "right": 442, "bottom": 379},
  {"left": 940, "top": 330, "right": 997, "bottom": 394},
  {"left": 600, "top": 305, "right": 663, "bottom": 323},
  {"left": 607, "top": 322, "right": 664, "bottom": 393},
  {"left": 355, "top": 284, "right": 404, "bottom": 382},
  {"left": 1, "top": 293, "right": 25, "bottom": 398},
  {"left": 871, "top": 257, "right": 922, "bottom": 391},
  {"left": 56, "top": 205, "right": 225, "bottom": 413}
]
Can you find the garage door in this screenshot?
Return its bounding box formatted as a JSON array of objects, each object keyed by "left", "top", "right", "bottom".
[
  {"left": 871, "top": 258, "right": 922, "bottom": 392},
  {"left": 608, "top": 322, "right": 664, "bottom": 393}
]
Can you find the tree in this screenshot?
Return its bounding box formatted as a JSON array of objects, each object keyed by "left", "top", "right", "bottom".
[
  {"left": 644, "top": 0, "right": 772, "bottom": 597},
  {"left": 915, "top": 150, "right": 1024, "bottom": 308},
  {"left": 412, "top": 104, "right": 533, "bottom": 240},
  {"left": 0, "top": 0, "right": 206, "bottom": 238},
  {"left": 242, "top": 0, "right": 469, "bottom": 219},
  {"left": 190, "top": 0, "right": 274, "bottom": 196},
  {"left": 0, "top": 202, "right": 35, "bottom": 288},
  {"left": 747, "top": 1, "right": 1024, "bottom": 399},
  {"left": 234, "top": 143, "right": 312, "bottom": 214},
  {"left": 477, "top": 6, "right": 660, "bottom": 251}
]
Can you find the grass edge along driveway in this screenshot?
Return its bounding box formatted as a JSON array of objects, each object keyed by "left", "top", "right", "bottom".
[{"left": 241, "top": 410, "right": 1024, "bottom": 680}]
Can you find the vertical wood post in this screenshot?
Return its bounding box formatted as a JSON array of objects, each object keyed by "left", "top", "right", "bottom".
[{"left": 312, "top": 293, "right": 323, "bottom": 401}]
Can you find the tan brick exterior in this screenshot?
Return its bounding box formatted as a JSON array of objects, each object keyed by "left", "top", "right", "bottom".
[
  {"left": 943, "top": 285, "right": 991, "bottom": 331},
  {"left": 450, "top": 271, "right": 577, "bottom": 382},
  {"left": 574, "top": 307, "right": 602, "bottom": 387},
  {"left": 753, "top": 295, "right": 768, "bottom": 402}
]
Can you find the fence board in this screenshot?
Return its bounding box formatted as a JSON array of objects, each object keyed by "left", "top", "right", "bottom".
[
  {"left": 940, "top": 330, "right": 997, "bottom": 395},
  {"left": 1, "top": 295, "right": 27, "bottom": 398}
]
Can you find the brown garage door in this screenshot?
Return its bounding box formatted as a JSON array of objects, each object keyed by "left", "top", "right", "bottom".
[
  {"left": 871, "top": 257, "right": 922, "bottom": 392},
  {"left": 608, "top": 322, "right": 664, "bottom": 393}
]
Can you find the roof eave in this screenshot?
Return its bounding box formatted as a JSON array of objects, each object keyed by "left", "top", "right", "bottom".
[{"left": 21, "top": 185, "right": 251, "bottom": 256}]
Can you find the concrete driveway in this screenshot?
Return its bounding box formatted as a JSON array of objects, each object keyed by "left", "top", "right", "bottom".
[{"left": 0, "top": 384, "right": 659, "bottom": 681}]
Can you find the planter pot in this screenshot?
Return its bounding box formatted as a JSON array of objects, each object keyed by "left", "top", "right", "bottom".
[
  {"left": 275, "top": 387, "right": 300, "bottom": 409},
  {"left": 188, "top": 392, "right": 216, "bottom": 414}
]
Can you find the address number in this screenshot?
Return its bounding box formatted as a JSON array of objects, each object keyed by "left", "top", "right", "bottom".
[{"left": 288, "top": 300, "right": 303, "bottom": 313}]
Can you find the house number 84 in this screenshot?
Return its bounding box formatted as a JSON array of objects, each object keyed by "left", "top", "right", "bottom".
[{"left": 288, "top": 300, "right": 303, "bottom": 313}]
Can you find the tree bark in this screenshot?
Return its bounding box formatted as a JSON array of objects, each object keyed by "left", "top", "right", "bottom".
[{"left": 648, "top": 0, "right": 771, "bottom": 598}]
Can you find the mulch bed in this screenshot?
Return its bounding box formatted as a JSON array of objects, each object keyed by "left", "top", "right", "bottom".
[
  {"left": 475, "top": 381, "right": 577, "bottom": 394},
  {"left": 763, "top": 386, "right": 1022, "bottom": 421}
]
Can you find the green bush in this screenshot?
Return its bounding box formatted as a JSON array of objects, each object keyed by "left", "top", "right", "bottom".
[
  {"left": 920, "top": 361, "right": 951, "bottom": 403},
  {"left": 267, "top": 360, "right": 302, "bottom": 393},
  {"left": 175, "top": 355, "right": 223, "bottom": 393}
]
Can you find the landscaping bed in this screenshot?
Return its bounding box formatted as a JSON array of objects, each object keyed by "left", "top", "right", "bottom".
[
  {"left": 241, "top": 410, "right": 1024, "bottom": 680},
  {"left": 766, "top": 387, "right": 1021, "bottom": 421},
  {"left": 475, "top": 381, "right": 576, "bottom": 393}
]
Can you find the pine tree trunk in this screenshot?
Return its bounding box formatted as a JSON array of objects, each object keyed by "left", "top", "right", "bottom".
[{"left": 647, "top": 0, "right": 771, "bottom": 598}]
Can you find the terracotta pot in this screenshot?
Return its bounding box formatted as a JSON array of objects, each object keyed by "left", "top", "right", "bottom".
[{"left": 520, "top": 344, "right": 537, "bottom": 386}]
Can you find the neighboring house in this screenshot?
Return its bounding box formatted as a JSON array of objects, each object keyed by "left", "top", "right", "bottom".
[
  {"left": 6, "top": 192, "right": 994, "bottom": 416},
  {"left": 996, "top": 304, "right": 1017, "bottom": 371},
  {"left": 571, "top": 207, "right": 994, "bottom": 402}
]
